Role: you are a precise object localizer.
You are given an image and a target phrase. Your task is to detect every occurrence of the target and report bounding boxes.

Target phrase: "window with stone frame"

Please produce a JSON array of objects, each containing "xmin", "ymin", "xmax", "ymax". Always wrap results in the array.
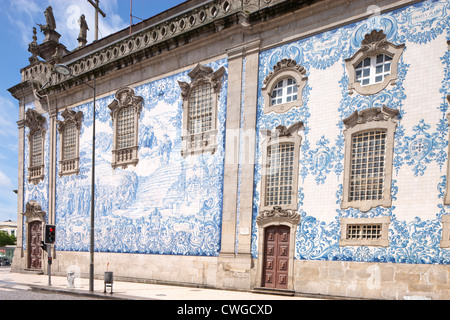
[
  {"xmin": 345, "ymin": 30, "xmax": 405, "ymax": 96},
  {"xmin": 340, "ymin": 217, "xmax": 390, "ymax": 247},
  {"xmin": 108, "ymin": 87, "xmax": 144, "ymax": 170},
  {"xmin": 262, "ymin": 59, "xmax": 307, "ymax": 114},
  {"xmin": 178, "ymin": 63, "xmax": 225, "ymax": 157},
  {"xmin": 57, "ymin": 108, "xmax": 83, "ymax": 176},
  {"xmin": 355, "ymin": 54, "xmax": 393, "ymax": 87},
  {"xmin": 341, "ymin": 106, "xmax": 399, "ymax": 213},
  {"xmin": 259, "ymin": 122, "xmax": 303, "ymax": 214},
  {"xmin": 25, "ymin": 109, "xmax": 46, "ymax": 185}
]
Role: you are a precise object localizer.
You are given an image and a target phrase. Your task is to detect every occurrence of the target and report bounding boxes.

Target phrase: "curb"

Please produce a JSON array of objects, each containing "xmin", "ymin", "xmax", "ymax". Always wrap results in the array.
[{"xmin": 28, "ymin": 283, "xmax": 151, "ymax": 300}]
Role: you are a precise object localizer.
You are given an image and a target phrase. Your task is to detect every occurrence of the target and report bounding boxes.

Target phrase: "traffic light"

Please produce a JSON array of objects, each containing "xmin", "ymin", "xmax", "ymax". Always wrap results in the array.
[{"xmin": 45, "ymin": 225, "xmax": 56, "ymax": 244}]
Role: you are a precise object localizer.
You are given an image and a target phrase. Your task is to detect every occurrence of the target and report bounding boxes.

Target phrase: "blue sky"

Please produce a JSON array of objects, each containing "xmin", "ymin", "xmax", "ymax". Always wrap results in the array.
[{"xmin": 0, "ymin": 0, "xmax": 186, "ymax": 222}]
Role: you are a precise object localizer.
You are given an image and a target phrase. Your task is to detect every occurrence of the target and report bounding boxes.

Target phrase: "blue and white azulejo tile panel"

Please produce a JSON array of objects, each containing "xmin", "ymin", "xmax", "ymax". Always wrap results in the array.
[
  {"xmin": 54, "ymin": 59, "xmax": 228, "ymax": 257},
  {"xmin": 251, "ymin": 0, "xmax": 450, "ymax": 264}
]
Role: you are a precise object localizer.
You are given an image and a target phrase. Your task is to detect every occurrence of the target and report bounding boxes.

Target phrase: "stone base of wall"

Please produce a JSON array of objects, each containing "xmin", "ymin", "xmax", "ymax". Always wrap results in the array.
[
  {"xmin": 11, "ymin": 251, "xmax": 450, "ymax": 299},
  {"xmin": 293, "ymin": 260, "xmax": 450, "ymax": 300}
]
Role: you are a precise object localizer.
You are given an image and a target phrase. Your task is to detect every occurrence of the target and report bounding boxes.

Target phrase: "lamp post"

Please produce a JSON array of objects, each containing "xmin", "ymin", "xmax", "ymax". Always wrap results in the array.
[{"xmin": 54, "ymin": 64, "xmax": 96, "ymax": 292}]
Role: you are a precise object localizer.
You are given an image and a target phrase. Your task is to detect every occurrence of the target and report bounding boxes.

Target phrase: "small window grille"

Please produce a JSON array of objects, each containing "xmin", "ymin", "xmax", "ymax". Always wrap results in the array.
[
  {"xmin": 62, "ymin": 123, "xmax": 77, "ymax": 161},
  {"xmin": 31, "ymin": 131, "xmax": 43, "ymax": 167},
  {"xmin": 350, "ymin": 130, "xmax": 386, "ymax": 202},
  {"xmin": 346, "ymin": 224, "xmax": 382, "ymax": 240},
  {"xmin": 117, "ymin": 107, "xmax": 135, "ymax": 149},
  {"xmin": 189, "ymin": 83, "xmax": 213, "ymax": 134},
  {"xmin": 265, "ymin": 143, "xmax": 295, "ymax": 207}
]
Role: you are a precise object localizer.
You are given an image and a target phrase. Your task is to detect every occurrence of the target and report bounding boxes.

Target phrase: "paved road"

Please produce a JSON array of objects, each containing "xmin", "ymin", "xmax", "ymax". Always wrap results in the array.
[{"xmin": 0, "ymin": 277, "xmax": 103, "ymax": 300}]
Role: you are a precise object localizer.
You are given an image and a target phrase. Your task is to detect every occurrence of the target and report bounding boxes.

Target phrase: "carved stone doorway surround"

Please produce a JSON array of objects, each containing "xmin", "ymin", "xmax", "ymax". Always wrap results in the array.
[
  {"xmin": 22, "ymin": 201, "xmax": 46, "ymax": 270},
  {"xmin": 256, "ymin": 206, "xmax": 300, "ymax": 291}
]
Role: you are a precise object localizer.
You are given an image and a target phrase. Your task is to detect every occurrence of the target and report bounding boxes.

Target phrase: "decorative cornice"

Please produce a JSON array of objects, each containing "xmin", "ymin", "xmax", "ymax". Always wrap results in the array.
[
  {"xmin": 14, "ymin": 0, "xmax": 317, "ymax": 96},
  {"xmin": 343, "ymin": 106, "xmax": 399, "ymax": 129}
]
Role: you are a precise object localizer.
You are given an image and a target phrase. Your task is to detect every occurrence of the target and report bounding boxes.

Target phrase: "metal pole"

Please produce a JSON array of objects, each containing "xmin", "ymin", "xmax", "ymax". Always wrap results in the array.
[
  {"xmin": 48, "ymin": 245, "xmax": 52, "ymax": 286},
  {"xmin": 130, "ymin": 0, "xmax": 133, "ymax": 36},
  {"xmin": 89, "ymin": 79, "xmax": 96, "ymax": 292}
]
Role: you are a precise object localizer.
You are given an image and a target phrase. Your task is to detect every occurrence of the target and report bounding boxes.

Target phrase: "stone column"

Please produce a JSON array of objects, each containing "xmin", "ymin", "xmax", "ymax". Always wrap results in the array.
[
  {"xmin": 219, "ymin": 45, "xmax": 244, "ymax": 257},
  {"xmin": 236, "ymin": 40, "xmax": 260, "ymax": 258}
]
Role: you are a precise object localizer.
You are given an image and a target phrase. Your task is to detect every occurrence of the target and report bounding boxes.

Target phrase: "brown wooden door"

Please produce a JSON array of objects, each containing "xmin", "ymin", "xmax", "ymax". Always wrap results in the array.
[
  {"xmin": 262, "ymin": 225, "xmax": 290, "ymax": 290},
  {"xmin": 28, "ymin": 221, "xmax": 43, "ymax": 269}
]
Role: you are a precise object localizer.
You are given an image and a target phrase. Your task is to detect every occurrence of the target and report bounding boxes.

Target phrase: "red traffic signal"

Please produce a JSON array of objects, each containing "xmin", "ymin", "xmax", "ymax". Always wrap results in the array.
[{"xmin": 45, "ymin": 225, "xmax": 56, "ymax": 244}]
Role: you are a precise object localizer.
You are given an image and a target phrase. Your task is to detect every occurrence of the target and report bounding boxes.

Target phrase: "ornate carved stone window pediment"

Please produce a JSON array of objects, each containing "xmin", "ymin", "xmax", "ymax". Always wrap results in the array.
[
  {"xmin": 57, "ymin": 108, "xmax": 83, "ymax": 177},
  {"xmin": 108, "ymin": 87, "xmax": 144, "ymax": 170},
  {"xmin": 22, "ymin": 200, "xmax": 46, "ymax": 224},
  {"xmin": 178, "ymin": 64, "xmax": 226, "ymax": 157},
  {"xmin": 341, "ymin": 106, "xmax": 399, "ymax": 213},
  {"xmin": 25, "ymin": 109, "xmax": 46, "ymax": 185},
  {"xmin": 343, "ymin": 105, "xmax": 400, "ymax": 129},
  {"xmin": 345, "ymin": 30, "xmax": 405, "ymax": 96},
  {"xmin": 262, "ymin": 59, "xmax": 307, "ymax": 114}
]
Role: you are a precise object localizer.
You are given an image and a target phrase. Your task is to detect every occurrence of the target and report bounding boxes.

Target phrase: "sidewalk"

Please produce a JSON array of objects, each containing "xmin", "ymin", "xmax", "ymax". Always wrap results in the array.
[{"xmin": 0, "ymin": 267, "xmax": 324, "ymax": 300}]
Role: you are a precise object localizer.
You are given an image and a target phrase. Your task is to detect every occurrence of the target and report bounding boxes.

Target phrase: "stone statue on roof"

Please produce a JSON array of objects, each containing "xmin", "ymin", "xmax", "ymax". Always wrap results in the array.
[
  {"xmin": 38, "ymin": 6, "xmax": 56, "ymax": 32},
  {"xmin": 77, "ymin": 14, "xmax": 89, "ymax": 48}
]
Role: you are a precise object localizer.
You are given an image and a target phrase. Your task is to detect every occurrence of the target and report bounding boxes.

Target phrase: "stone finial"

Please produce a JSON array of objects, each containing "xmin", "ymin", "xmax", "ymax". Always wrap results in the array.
[{"xmin": 28, "ymin": 27, "xmax": 40, "ymax": 64}]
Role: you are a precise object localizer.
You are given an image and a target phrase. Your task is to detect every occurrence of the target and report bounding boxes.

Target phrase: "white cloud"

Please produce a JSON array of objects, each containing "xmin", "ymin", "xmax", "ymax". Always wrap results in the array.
[
  {"xmin": 49, "ymin": 0, "xmax": 128, "ymax": 50},
  {"xmin": 0, "ymin": 95, "xmax": 18, "ymax": 140},
  {"xmin": 0, "ymin": 170, "xmax": 13, "ymax": 190}
]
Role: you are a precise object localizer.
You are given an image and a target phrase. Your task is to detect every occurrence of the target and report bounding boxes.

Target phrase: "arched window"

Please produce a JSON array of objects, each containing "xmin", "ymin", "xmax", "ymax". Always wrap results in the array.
[
  {"xmin": 345, "ymin": 30, "xmax": 404, "ymax": 96},
  {"xmin": 355, "ymin": 54, "xmax": 393, "ymax": 87},
  {"xmin": 262, "ymin": 59, "xmax": 307, "ymax": 114},
  {"xmin": 271, "ymin": 78, "xmax": 298, "ymax": 106}
]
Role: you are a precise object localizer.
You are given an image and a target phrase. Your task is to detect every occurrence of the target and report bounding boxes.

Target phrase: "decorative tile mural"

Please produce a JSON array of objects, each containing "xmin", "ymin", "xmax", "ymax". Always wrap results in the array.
[
  {"xmin": 52, "ymin": 59, "xmax": 228, "ymax": 256},
  {"xmin": 251, "ymin": 0, "xmax": 450, "ymax": 264},
  {"xmin": 22, "ymin": 0, "xmax": 450, "ymax": 267}
]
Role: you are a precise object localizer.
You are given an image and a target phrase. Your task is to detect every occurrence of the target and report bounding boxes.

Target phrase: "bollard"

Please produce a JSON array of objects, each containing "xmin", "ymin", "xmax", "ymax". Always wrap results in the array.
[
  {"xmin": 67, "ymin": 271, "xmax": 75, "ymax": 289},
  {"xmin": 104, "ymin": 271, "xmax": 113, "ymax": 294}
]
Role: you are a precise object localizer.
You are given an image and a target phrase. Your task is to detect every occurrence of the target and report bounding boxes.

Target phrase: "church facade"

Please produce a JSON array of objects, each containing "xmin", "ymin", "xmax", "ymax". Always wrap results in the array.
[{"xmin": 8, "ymin": 0, "xmax": 450, "ymax": 299}]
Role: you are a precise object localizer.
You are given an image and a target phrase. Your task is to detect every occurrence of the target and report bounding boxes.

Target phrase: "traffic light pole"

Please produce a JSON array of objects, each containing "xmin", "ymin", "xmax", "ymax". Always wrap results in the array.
[{"xmin": 47, "ymin": 244, "xmax": 52, "ymax": 286}]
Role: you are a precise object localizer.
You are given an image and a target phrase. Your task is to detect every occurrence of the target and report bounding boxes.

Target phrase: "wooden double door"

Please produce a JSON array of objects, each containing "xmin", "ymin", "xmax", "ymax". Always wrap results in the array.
[
  {"xmin": 262, "ymin": 225, "xmax": 290, "ymax": 290},
  {"xmin": 28, "ymin": 221, "xmax": 43, "ymax": 270}
]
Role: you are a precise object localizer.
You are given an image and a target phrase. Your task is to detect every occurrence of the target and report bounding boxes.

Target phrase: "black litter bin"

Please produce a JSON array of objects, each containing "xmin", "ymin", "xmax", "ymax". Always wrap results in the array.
[{"xmin": 104, "ymin": 271, "xmax": 113, "ymax": 294}]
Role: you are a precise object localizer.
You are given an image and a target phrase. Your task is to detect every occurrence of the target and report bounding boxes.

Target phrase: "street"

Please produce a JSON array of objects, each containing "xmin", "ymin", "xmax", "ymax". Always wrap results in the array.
[
  {"xmin": 0, "ymin": 267, "xmax": 103, "ymax": 300},
  {"xmin": 0, "ymin": 282, "xmax": 103, "ymax": 300}
]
